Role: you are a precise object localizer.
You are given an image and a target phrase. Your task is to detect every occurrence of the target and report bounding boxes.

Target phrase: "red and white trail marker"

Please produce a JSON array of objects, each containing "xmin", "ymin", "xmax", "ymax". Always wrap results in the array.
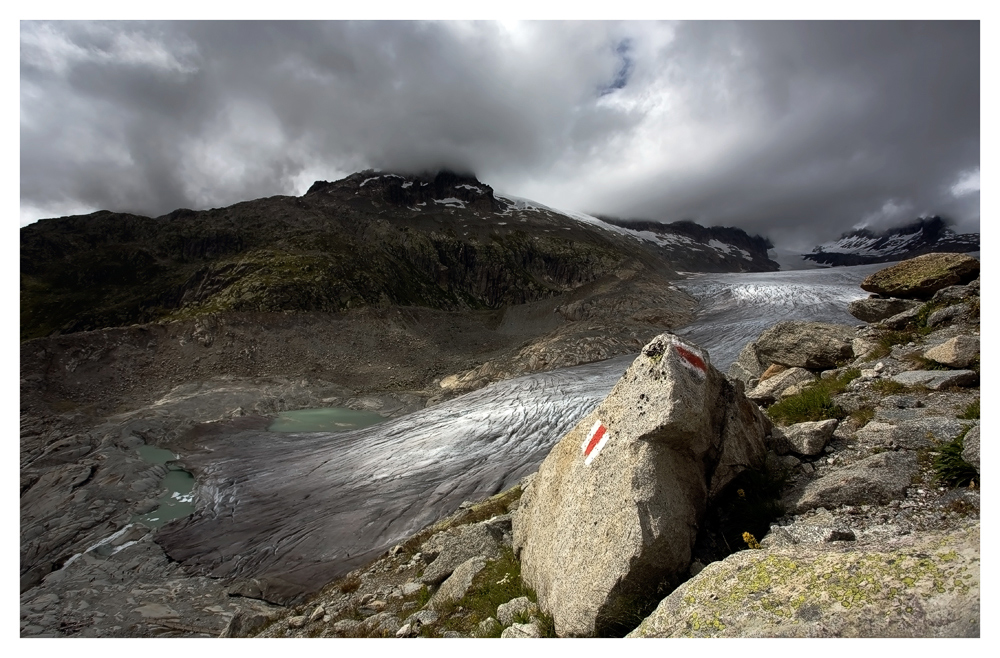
[
  {"xmin": 581, "ymin": 420, "xmax": 610, "ymax": 466},
  {"xmin": 673, "ymin": 341, "xmax": 707, "ymax": 378}
]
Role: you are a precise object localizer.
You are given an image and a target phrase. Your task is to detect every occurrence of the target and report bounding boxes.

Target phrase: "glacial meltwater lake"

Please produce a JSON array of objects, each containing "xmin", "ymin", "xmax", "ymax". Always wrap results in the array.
[
  {"xmin": 131, "ymin": 445, "xmax": 195, "ymax": 528},
  {"xmin": 268, "ymin": 407, "xmax": 387, "ymax": 433}
]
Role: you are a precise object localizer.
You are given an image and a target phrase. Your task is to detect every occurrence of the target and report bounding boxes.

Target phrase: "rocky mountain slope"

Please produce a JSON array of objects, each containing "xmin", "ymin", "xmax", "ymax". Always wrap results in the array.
[
  {"xmin": 804, "ymin": 217, "xmax": 979, "ymax": 267},
  {"xmin": 21, "ymin": 169, "xmax": 777, "ymax": 342}
]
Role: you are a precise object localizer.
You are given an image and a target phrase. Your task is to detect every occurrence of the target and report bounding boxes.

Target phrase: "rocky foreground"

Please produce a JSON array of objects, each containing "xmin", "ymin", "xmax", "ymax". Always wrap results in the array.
[
  {"xmin": 207, "ymin": 252, "xmax": 980, "ymax": 639},
  {"xmin": 20, "ymin": 252, "xmax": 980, "ymax": 638}
]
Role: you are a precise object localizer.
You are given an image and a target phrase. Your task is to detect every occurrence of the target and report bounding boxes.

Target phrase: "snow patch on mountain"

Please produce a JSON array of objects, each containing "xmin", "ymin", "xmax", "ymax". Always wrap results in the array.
[
  {"xmin": 804, "ymin": 217, "xmax": 979, "ymax": 267},
  {"xmin": 709, "ymin": 239, "xmax": 752, "ymax": 260}
]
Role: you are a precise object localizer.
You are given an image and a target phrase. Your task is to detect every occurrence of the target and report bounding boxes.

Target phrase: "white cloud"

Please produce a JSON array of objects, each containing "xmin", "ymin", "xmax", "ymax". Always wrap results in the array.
[{"xmin": 950, "ymin": 168, "xmax": 980, "ymax": 197}]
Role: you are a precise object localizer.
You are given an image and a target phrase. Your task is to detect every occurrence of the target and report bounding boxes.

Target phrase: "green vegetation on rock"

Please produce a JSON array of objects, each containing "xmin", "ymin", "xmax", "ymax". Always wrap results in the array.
[
  {"xmin": 766, "ymin": 368, "xmax": 859, "ymax": 425},
  {"xmin": 932, "ymin": 428, "xmax": 978, "ymax": 488},
  {"xmin": 431, "ymin": 546, "xmax": 556, "ymax": 637},
  {"xmin": 958, "ymin": 399, "xmax": 979, "ymax": 420}
]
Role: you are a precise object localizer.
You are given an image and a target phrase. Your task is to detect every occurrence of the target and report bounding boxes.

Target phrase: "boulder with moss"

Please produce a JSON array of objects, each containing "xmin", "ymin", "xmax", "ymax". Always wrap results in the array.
[
  {"xmin": 860, "ymin": 253, "xmax": 979, "ymax": 300},
  {"xmin": 627, "ymin": 522, "xmax": 979, "ymax": 637}
]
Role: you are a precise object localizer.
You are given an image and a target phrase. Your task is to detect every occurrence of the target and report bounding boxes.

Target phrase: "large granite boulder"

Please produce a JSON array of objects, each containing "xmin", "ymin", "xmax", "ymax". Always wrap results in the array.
[
  {"xmin": 855, "ymin": 417, "xmax": 969, "ymax": 450},
  {"xmin": 513, "ymin": 333, "xmax": 769, "ymax": 637},
  {"xmin": 627, "ymin": 523, "xmax": 979, "ymax": 638},
  {"xmin": 754, "ymin": 321, "xmax": 855, "ymax": 370},
  {"xmin": 848, "ymin": 297, "xmax": 921, "ymax": 323},
  {"xmin": 861, "ymin": 253, "xmax": 980, "ymax": 300}
]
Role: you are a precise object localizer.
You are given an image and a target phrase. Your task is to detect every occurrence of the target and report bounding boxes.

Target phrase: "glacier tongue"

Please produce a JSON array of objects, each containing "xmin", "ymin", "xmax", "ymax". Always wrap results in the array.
[{"xmin": 157, "ymin": 263, "xmax": 888, "ymax": 603}]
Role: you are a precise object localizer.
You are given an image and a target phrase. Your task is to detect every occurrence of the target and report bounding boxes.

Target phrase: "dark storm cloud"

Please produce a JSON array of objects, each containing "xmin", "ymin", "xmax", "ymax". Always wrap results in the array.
[
  {"xmin": 20, "ymin": 20, "xmax": 979, "ymax": 250},
  {"xmin": 598, "ymin": 21, "xmax": 980, "ymax": 249}
]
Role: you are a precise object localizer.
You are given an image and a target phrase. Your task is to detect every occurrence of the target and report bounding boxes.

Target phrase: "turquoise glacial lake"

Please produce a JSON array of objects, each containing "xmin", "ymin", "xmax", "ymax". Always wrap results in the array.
[
  {"xmin": 131, "ymin": 445, "xmax": 195, "ymax": 528},
  {"xmin": 268, "ymin": 407, "xmax": 387, "ymax": 433}
]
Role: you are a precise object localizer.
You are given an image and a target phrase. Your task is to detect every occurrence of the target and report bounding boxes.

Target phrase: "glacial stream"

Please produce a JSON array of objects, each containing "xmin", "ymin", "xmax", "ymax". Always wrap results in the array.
[{"xmin": 156, "ymin": 263, "xmax": 889, "ymax": 603}]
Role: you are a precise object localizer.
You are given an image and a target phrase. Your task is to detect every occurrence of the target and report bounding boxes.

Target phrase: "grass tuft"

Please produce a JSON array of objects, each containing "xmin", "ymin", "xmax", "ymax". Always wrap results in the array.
[
  {"xmin": 766, "ymin": 368, "xmax": 859, "ymax": 425},
  {"xmin": 870, "ymin": 379, "xmax": 916, "ymax": 396},
  {"xmin": 932, "ymin": 428, "xmax": 978, "ymax": 488},
  {"xmin": 958, "ymin": 399, "xmax": 980, "ymax": 420},
  {"xmin": 850, "ymin": 406, "xmax": 876, "ymax": 427},
  {"xmin": 338, "ymin": 574, "xmax": 361, "ymax": 594}
]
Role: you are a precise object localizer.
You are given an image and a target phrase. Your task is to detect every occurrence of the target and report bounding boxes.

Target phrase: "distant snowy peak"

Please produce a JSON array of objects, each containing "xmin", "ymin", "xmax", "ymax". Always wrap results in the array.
[
  {"xmin": 491, "ymin": 201, "xmax": 778, "ymax": 272},
  {"xmin": 804, "ymin": 217, "xmax": 979, "ymax": 266}
]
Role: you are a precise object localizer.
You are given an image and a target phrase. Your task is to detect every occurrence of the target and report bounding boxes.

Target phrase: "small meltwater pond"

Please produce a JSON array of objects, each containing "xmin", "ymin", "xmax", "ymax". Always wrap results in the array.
[
  {"xmin": 268, "ymin": 407, "xmax": 388, "ymax": 433},
  {"xmin": 131, "ymin": 445, "xmax": 195, "ymax": 529},
  {"xmin": 127, "ymin": 410, "xmax": 386, "ymax": 529}
]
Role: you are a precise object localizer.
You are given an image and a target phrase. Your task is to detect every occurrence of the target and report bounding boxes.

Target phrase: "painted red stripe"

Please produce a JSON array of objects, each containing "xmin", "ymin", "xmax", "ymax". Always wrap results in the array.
[
  {"xmin": 675, "ymin": 345, "xmax": 706, "ymax": 372},
  {"xmin": 584, "ymin": 424, "xmax": 607, "ymax": 456}
]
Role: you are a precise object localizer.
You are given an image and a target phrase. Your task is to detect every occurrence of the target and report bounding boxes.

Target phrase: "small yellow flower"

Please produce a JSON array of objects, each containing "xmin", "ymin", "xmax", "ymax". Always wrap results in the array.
[
  {"xmin": 737, "ymin": 489, "xmax": 746, "ymax": 498},
  {"xmin": 742, "ymin": 532, "xmax": 761, "ymax": 549}
]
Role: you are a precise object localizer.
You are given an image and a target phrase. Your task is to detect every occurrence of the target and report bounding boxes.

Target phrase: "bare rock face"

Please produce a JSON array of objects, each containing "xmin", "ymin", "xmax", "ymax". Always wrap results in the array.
[
  {"xmin": 746, "ymin": 367, "xmax": 816, "ymax": 405},
  {"xmin": 927, "ymin": 303, "xmax": 970, "ymax": 328},
  {"xmin": 771, "ymin": 419, "xmax": 838, "ymax": 456},
  {"xmin": 512, "ymin": 333, "xmax": 769, "ymax": 637},
  {"xmin": 727, "ymin": 341, "xmax": 766, "ymax": 387},
  {"xmin": 427, "ymin": 556, "xmax": 486, "ymax": 610},
  {"xmin": 497, "ymin": 596, "xmax": 538, "ymax": 626},
  {"xmin": 890, "ymin": 370, "xmax": 979, "ymax": 390},
  {"xmin": 628, "ymin": 522, "xmax": 980, "ymax": 638},
  {"xmin": 848, "ymin": 297, "xmax": 921, "ymax": 323},
  {"xmin": 860, "ymin": 253, "xmax": 980, "ymax": 300},
  {"xmin": 419, "ymin": 522, "xmax": 503, "ymax": 585},
  {"xmin": 754, "ymin": 321, "xmax": 856, "ymax": 370},
  {"xmin": 788, "ymin": 451, "xmax": 918, "ymax": 514},
  {"xmin": 962, "ymin": 425, "xmax": 980, "ymax": 475}
]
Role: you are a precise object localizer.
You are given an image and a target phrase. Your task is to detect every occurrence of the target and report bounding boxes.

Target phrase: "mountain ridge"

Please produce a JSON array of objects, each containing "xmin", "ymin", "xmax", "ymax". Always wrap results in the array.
[
  {"xmin": 20, "ymin": 169, "xmax": 778, "ymax": 341},
  {"xmin": 803, "ymin": 216, "xmax": 979, "ymax": 267}
]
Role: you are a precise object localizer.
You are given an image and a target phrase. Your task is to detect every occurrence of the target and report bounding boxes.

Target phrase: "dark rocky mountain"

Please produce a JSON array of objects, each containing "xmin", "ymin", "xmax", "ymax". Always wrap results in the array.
[
  {"xmin": 803, "ymin": 216, "xmax": 979, "ymax": 267},
  {"xmin": 20, "ymin": 170, "xmax": 778, "ymax": 341}
]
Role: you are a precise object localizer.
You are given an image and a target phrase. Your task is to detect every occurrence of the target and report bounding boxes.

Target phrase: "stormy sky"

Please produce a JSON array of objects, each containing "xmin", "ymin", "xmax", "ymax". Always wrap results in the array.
[{"xmin": 20, "ymin": 20, "xmax": 980, "ymax": 250}]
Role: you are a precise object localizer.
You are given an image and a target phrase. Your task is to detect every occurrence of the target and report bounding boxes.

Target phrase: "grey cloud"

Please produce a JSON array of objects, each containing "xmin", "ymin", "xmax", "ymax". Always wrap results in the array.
[
  {"xmin": 600, "ymin": 21, "xmax": 980, "ymax": 248},
  {"xmin": 20, "ymin": 20, "xmax": 978, "ymax": 250}
]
